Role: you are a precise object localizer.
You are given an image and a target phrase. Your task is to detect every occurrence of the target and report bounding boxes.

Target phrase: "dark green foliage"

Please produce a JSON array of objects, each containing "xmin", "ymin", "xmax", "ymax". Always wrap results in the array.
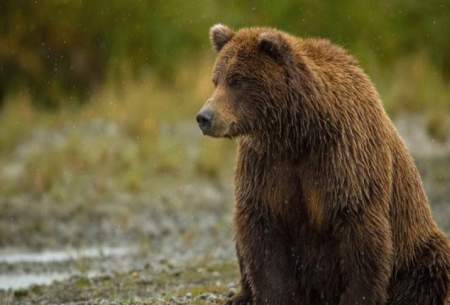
[{"xmin": 0, "ymin": 0, "xmax": 449, "ymax": 107}]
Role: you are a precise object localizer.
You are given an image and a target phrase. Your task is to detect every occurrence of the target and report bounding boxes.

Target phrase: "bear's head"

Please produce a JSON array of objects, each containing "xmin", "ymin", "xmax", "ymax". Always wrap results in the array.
[{"xmin": 196, "ymin": 24, "xmax": 303, "ymax": 144}]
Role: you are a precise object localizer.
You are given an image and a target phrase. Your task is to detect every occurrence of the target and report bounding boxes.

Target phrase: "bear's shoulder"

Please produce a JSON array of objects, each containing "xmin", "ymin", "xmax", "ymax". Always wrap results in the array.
[{"xmin": 299, "ymin": 38, "xmax": 358, "ymax": 66}]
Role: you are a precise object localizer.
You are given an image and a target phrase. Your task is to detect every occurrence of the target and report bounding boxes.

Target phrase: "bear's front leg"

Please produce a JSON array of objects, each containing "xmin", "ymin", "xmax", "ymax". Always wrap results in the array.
[
  {"xmin": 336, "ymin": 206, "xmax": 393, "ymax": 305},
  {"xmin": 236, "ymin": 215, "xmax": 299, "ymax": 305},
  {"xmin": 225, "ymin": 244, "xmax": 252, "ymax": 305}
]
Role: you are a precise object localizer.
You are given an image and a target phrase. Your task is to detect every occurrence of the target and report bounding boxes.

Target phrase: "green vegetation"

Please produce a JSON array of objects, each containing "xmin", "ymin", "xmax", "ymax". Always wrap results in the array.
[
  {"xmin": 1, "ymin": 0, "xmax": 449, "ymax": 109},
  {"xmin": 0, "ymin": 0, "xmax": 449, "ymax": 199}
]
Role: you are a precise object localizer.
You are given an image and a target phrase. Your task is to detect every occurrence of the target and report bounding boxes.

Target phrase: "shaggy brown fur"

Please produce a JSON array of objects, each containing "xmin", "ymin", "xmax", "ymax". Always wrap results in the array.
[{"xmin": 196, "ymin": 24, "xmax": 450, "ymax": 305}]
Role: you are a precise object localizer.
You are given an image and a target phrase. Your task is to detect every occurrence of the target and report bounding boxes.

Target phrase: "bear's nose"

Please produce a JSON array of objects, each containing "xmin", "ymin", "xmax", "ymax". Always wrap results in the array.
[{"xmin": 196, "ymin": 109, "xmax": 214, "ymax": 133}]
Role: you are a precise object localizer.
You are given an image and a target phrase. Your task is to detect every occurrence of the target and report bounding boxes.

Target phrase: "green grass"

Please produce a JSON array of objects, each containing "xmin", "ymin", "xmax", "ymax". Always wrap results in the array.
[
  {"xmin": 0, "ymin": 53, "xmax": 448, "ymax": 196},
  {"xmin": 0, "ymin": 58, "xmax": 237, "ymax": 196},
  {"xmin": 368, "ymin": 52, "xmax": 450, "ymax": 140}
]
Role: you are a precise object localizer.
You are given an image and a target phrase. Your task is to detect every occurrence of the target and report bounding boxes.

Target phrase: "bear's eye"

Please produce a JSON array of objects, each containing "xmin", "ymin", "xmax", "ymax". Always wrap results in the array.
[{"xmin": 227, "ymin": 76, "xmax": 241, "ymax": 88}]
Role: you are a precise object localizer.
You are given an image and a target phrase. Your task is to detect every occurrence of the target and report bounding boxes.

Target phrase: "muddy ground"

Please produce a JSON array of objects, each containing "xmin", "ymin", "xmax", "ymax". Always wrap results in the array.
[
  {"xmin": 0, "ymin": 174, "xmax": 238, "ymax": 305},
  {"xmin": 0, "ymin": 117, "xmax": 449, "ymax": 305}
]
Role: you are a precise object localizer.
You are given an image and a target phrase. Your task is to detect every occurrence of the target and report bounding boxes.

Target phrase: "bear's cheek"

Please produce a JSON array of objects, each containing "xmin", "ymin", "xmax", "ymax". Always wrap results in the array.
[{"xmin": 211, "ymin": 104, "xmax": 239, "ymax": 137}]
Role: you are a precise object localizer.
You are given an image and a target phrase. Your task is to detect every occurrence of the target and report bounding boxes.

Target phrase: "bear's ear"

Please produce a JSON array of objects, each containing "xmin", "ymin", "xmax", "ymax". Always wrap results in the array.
[
  {"xmin": 258, "ymin": 32, "xmax": 289, "ymax": 62},
  {"xmin": 210, "ymin": 24, "xmax": 234, "ymax": 52}
]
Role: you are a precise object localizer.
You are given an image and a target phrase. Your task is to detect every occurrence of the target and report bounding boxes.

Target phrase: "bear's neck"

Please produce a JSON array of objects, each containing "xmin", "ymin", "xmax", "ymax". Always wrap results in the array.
[{"xmin": 238, "ymin": 134, "xmax": 312, "ymax": 162}]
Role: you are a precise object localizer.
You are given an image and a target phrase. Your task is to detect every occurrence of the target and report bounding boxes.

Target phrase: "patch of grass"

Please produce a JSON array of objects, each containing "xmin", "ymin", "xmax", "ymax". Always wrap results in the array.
[
  {"xmin": 0, "ymin": 58, "xmax": 238, "ymax": 196},
  {"xmin": 371, "ymin": 52, "xmax": 450, "ymax": 125},
  {"xmin": 195, "ymin": 138, "xmax": 236, "ymax": 179},
  {"xmin": 426, "ymin": 111, "xmax": 450, "ymax": 143},
  {"xmin": 0, "ymin": 94, "xmax": 39, "ymax": 154},
  {"xmin": 0, "ymin": 53, "xmax": 448, "ymax": 196}
]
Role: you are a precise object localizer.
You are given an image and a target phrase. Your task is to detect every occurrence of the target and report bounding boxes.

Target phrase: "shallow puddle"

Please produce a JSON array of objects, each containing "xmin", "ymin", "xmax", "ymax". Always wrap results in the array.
[
  {"xmin": 0, "ymin": 273, "xmax": 71, "ymax": 290},
  {"xmin": 0, "ymin": 246, "xmax": 131, "ymax": 264},
  {"xmin": 0, "ymin": 246, "xmax": 132, "ymax": 290}
]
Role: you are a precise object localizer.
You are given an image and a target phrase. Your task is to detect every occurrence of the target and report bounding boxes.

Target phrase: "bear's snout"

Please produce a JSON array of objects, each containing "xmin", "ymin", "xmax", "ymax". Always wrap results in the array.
[{"xmin": 196, "ymin": 108, "xmax": 214, "ymax": 135}]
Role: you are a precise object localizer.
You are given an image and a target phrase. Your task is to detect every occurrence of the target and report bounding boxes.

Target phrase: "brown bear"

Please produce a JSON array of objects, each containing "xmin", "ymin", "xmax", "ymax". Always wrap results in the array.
[{"xmin": 196, "ymin": 24, "xmax": 450, "ymax": 305}]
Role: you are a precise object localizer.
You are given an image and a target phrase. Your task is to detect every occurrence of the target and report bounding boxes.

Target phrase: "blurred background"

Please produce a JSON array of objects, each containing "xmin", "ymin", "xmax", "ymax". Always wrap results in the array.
[{"xmin": 0, "ymin": 1, "xmax": 449, "ymax": 304}]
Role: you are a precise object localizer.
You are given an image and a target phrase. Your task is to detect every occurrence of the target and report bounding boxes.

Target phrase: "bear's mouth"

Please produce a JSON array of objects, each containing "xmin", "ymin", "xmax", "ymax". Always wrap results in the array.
[
  {"xmin": 222, "ymin": 122, "xmax": 242, "ymax": 139},
  {"xmin": 224, "ymin": 122, "xmax": 238, "ymax": 137},
  {"xmin": 199, "ymin": 121, "xmax": 239, "ymax": 139}
]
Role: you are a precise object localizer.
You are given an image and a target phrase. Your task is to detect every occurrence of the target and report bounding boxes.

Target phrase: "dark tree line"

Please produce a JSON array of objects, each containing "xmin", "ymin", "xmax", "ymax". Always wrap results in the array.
[{"xmin": 0, "ymin": 0, "xmax": 449, "ymax": 107}]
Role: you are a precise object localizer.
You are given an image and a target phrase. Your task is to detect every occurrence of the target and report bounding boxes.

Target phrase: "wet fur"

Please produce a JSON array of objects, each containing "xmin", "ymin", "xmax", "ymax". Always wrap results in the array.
[{"xmin": 205, "ymin": 25, "xmax": 450, "ymax": 305}]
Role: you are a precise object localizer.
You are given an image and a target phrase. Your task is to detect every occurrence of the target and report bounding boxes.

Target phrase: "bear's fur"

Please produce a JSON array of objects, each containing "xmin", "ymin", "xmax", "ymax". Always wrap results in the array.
[{"xmin": 196, "ymin": 24, "xmax": 450, "ymax": 305}]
